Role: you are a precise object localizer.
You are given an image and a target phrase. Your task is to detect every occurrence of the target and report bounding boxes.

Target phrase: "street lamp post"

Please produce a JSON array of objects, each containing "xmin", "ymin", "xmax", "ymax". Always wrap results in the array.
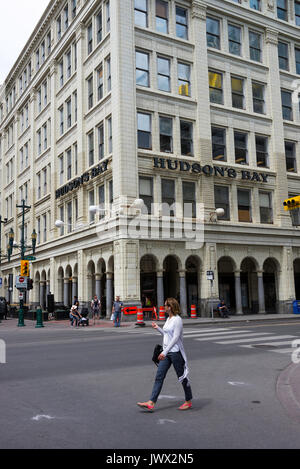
[
  {"xmin": 0, "ymin": 216, "xmax": 8, "ymax": 266},
  {"xmin": 6, "ymin": 200, "xmax": 37, "ymax": 327}
]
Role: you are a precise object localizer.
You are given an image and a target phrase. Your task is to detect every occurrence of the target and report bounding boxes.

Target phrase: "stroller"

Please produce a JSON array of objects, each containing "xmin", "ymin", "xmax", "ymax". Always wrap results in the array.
[{"xmin": 77, "ymin": 307, "xmax": 89, "ymax": 327}]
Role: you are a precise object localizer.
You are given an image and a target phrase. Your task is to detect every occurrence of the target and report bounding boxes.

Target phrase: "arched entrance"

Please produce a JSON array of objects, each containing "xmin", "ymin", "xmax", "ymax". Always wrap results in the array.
[
  {"xmin": 185, "ymin": 256, "xmax": 200, "ymax": 311},
  {"xmin": 218, "ymin": 257, "xmax": 236, "ymax": 311},
  {"xmin": 163, "ymin": 255, "xmax": 180, "ymax": 300},
  {"xmin": 294, "ymin": 259, "xmax": 300, "ymax": 300},
  {"xmin": 263, "ymin": 258, "xmax": 278, "ymax": 313},
  {"xmin": 240, "ymin": 258, "xmax": 259, "ymax": 314},
  {"xmin": 140, "ymin": 255, "xmax": 157, "ymax": 306}
]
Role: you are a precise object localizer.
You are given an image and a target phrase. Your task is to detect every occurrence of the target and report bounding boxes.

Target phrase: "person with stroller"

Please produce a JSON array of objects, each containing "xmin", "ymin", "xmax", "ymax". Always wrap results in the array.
[
  {"xmin": 69, "ymin": 304, "xmax": 81, "ymax": 327},
  {"xmin": 91, "ymin": 295, "xmax": 101, "ymax": 322}
]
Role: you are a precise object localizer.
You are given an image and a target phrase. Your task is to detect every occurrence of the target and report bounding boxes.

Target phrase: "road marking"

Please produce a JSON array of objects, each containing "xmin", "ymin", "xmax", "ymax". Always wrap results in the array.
[
  {"xmin": 240, "ymin": 340, "xmax": 296, "ymax": 348},
  {"xmin": 158, "ymin": 419, "xmax": 176, "ymax": 425},
  {"xmin": 184, "ymin": 328, "xmax": 231, "ymax": 334},
  {"xmin": 194, "ymin": 332, "xmax": 271, "ymax": 341},
  {"xmin": 32, "ymin": 415, "xmax": 56, "ymax": 421},
  {"xmin": 158, "ymin": 395, "xmax": 177, "ymax": 400},
  {"xmin": 216, "ymin": 334, "xmax": 296, "ymax": 345},
  {"xmin": 228, "ymin": 381, "xmax": 249, "ymax": 386},
  {"xmin": 184, "ymin": 329, "xmax": 250, "ymax": 338},
  {"xmin": 273, "ymin": 348, "xmax": 295, "ymax": 354}
]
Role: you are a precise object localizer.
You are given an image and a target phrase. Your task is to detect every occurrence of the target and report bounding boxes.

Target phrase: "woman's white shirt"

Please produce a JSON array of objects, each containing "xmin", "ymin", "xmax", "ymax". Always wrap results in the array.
[{"xmin": 157, "ymin": 315, "xmax": 183, "ymax": 355}]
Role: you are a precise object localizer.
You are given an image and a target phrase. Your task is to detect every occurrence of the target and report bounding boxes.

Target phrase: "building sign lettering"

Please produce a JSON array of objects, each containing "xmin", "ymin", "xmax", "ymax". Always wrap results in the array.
[{"xmin": 153, "ymin": 157, "xmax": 269, "ymax": 183}]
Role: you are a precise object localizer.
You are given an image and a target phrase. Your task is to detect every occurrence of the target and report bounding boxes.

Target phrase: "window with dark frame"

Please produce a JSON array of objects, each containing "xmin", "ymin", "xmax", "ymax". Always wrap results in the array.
[
  {"xmin": 255, "ymin": 135, "xmax": 269, "ymax": 167},
  {"xmin": 139, "ymin": 177, "xmax": 153, "ymax": 214},
  {"xmin": 278, "ymin": 41, "xmax": 289, "ymax": 70},
  {"xmin": 228, "ymin": 24, "xmax": 241, "ymax": 56},
  {"xmin": 98, "ymin": 184, "xmax": 105, "ymax": 219},
  {"xmin": 259, "ymin": 192, "xmax": 273, "ymax": 224},
  {"xmin": 295, "ymin": 48, "xmax": 300, "ymax": 74},
  {"xmin": 250, "ymin": 0, "xmax": 261, "ymax": 10},
  {"xmin": 206, "ymin": 17, "xmax": 220, "ymax": 49},
  {"xmin": 156, "ymin": 0, "xmax": 168, "ymax": 34},
  {"xmin": 98, "ymin": 124, "xmax": 104, "ymax": 160},
  {"xmin": 182, "ymin": 181, "xmax": 196, "ymax": 218},
  {"xmin": 136, "ymin": 51, "xmax": 149, "ymax": 87},
  {"xmin": 178, "ymin": 62, "xmax": 190, "ymax": 96},
  {"xmin": 234, "ymin": 131, "xmax": 248, "ymax": 164},
  {"xmin": 97, "ymin": 10, "xmax": 103, "ymax": 43},
  {"xmin": 295, "ymin": 1, "xmax": 300, "ymax": 25},
  {"xmin": 214, "ymin": 185, "xmax": 230, "ymax": 220},
  {"xmin": 237, "ymin": 189, "xmax": 252, "ymax": 222},
  {"xmin": 281, "ymin": 90, "xmax": 293, "ymax": 121},
  {"xmin": 98, "ymin": 65, "xmax": 103, "ymax": 100},
  {"xmin": 137, "ymin": 112, "xmax": 152, "ymax": 149},
  {"xmin": 231, "ymin": 76, "xmax": 244, "ymax": 109},
  {"xmin": 252, "ymin": 82, "xmax": 265, "ymax": 114},
  {"xmin": 180, "ymin": 120, "xmax": 193, "ymax": 156},
  {"xmin": 209, "ymin": 71, "xmax": 223, "ymax": 104},
  {"xmin": 161, "ymin": 179, "xmax": 175, "ymax": 216},
  {"xmin": 285, "ymin": 140, "xmax": 297, "ymax": 172},
  {"xmin": 249, "ymin": 31, "xmax": 262, "ymax": 62},
  {"xmin": 159, "ymin": 116, "xmax": 173, "ymax": 153},
  {"xmin": 176, "ymin": 6, "xmax": 188, "ymax": 39},
  {"xmin": 87, "ymin": 76, "xmax": 93, "ymax": 110},
  {"xmin": 88, "ymin": 131, "xmax": 94, "ymax": 167},
  {"xmin": 157, "ymin": 56, "xmax": 171, "ymax": 92},
  {"xmin": 135, "ymin": 0, "xmax": 148, "ymax": 27},
  {"xmin": 277, "ymin": 0, "xmax": 287, "ymax": 20},
  {"xmin": 212, "ymin": 127, "xmax": 226, "ymax": 161}
]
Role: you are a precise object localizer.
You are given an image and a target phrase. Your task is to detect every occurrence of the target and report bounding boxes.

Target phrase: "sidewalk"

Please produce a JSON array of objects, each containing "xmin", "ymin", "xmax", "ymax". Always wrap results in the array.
[{"xmin": 1, "ymin": 312, "xmax": 300, "ymax": 330}]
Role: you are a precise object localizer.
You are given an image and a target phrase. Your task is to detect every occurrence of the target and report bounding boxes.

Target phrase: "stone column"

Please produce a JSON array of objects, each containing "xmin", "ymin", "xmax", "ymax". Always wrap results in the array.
[
  {"xmin": 46, "ymin": 280, "xmax": 50, "ymax": 308},
  {"xmin": 72, "ymin": 276, "xmax": 78, "ymax": 301},
  {"xmin": 95, "ymin": 273, "xmax": 101, "ymax": 299},
  {"xmin": 234, "ymin": 271, "xmax": 243, "ymax": 315},
  {"xmin": 179, "ymin": 270, "xmax": 188, "ymax": 317},
  {"xmin": 257, "ymin": 271, "xmax": 266, "ymax": 314},
  {"xmin": 106, "ymin": 272, "xmax": 113, "ymax": 317},
  {"xmin": 156, "ymin": 270, "xmax": 164, "ymax": 308},
  {"xmin": 63, "ymin": 278, "xmax": 69, "ymax": 307}
]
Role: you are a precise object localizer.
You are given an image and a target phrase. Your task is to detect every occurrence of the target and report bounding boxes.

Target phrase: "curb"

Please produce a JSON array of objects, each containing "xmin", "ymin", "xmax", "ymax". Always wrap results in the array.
[{"xmin": 277, "ymin": 362, "xmax": 300, "ymax": 423}]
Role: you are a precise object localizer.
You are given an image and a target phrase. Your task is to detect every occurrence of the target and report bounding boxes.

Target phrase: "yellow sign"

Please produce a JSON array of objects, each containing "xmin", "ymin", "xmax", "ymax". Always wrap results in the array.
[
  {"xmin": 283, "ymin": 195, "xmax": 300, "ymax": 211},
  {"xmin": 20, "ymin": 260, "xmax": 30, "ymax": 277}
]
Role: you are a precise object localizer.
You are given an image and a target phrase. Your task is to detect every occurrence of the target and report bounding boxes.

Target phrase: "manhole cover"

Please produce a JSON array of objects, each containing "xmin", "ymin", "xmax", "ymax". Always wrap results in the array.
[{"xmin": 253, "ymin": 344, "xmax": 278, "ymax": 349}]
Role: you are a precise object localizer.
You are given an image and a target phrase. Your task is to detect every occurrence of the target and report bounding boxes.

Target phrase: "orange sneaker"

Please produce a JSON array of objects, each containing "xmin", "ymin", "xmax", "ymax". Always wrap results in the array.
[
  {"xmin": 137, "ymin": 401, "xmax": 155, "ymax": 412},
  {"xmin": 178, "ymin": 402, "xmax": 192, "ymax": 410}
]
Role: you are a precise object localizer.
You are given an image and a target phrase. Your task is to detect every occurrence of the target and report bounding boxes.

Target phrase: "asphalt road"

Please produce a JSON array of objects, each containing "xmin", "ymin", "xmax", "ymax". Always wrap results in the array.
[{"xmin": 1, "ymin": 319, "xmax": 300, "ymax": 449}]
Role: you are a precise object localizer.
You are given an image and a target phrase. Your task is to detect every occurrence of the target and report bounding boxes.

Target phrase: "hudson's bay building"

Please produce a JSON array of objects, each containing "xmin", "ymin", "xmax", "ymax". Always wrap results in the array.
[{"xmin": 1, "ymin": 0, "xmax": 300, "ymax": 316}]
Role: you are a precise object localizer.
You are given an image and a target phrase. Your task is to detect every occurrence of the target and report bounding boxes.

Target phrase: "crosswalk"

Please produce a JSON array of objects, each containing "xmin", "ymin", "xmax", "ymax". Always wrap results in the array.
[{"xmin": 124, "ymin": 326, "xmax": 299, "ymax": 355}]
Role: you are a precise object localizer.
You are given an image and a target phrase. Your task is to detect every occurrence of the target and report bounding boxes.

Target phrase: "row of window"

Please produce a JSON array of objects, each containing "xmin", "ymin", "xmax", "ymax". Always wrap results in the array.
[
  {"xmin": 86, "ymin": 57, "xmax": 111, "ymax": 110},
  {"xmin": 139, "ymin": 176, "xmax": 274, "ymax": 224}
]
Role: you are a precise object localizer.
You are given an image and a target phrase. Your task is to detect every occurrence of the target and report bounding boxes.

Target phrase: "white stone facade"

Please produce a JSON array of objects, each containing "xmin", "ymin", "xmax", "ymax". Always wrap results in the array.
[{"xmin": 1, "ymin": 0, "xmax": 300, "ymax": 317}]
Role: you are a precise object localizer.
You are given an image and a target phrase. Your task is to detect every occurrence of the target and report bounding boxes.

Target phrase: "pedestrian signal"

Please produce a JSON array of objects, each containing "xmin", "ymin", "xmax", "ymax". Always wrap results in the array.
[
  {"xmin": 20, "ymin": 260, "xmax": 30, "ymax": 277},
  {"xmin": 283, "ymin": 195, "xmax": 300, "ymax": 211},
  {"xmin": 27, "ymin": 278, "xmax": 33, "ymax": 290}
]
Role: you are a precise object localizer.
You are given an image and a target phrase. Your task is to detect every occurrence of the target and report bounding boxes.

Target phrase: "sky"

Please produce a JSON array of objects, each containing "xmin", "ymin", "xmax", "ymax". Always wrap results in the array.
[{"xmin": 0, "ymin": 0, "xmax": 50, "ymax": 84}]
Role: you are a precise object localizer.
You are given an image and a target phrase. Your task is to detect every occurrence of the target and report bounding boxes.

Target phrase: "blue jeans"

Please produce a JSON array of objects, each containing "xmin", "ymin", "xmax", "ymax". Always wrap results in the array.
[
  {"xmin": 150, "ymin": 351, "xmax": 192, "ymax": 403},
  {"xmin": 114, "ymin": 311, "xmax": 121, "ymax": 327},
  {"xmin": 70, "ymin": 314, "xmax": 78, "ymax": 326}
]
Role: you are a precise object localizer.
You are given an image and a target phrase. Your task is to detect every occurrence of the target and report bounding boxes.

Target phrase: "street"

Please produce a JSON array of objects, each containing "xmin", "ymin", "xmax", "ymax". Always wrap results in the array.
[{"xmin": 1, "ymin": 318, "xmax": 300, "ymax": 449}]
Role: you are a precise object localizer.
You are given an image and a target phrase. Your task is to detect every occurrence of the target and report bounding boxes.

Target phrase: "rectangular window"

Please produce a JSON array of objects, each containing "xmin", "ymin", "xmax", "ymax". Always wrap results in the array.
[
  {"xmin": 37, "ymin": 173, "xmax": 41, "ymax": 199},
  {"xmin": 59, "ymin": 206, "xmax": 64, "ymax": 236},
  {"xmin": 281, "ymin": 90, "xmax": 293, "ymax": 120},
  {"xmin": 228, "ymin": 24, "xmax": 242, "ymax": 56},
  {"xmin": 278, "ymin": 42, "xmax": 289, "ymax": 70},
  {"xmin": 106, "ymin": 57, "xmax": 111, "ymax": 91},
  {"xmin": 97, "ymin": 10, "xmax": 103, "ymax": 43},
  {"xmin": 87, "ymin": 23, "xmax": 93, "ymax": 54},
  {"xmin": 139, "ymin": 177, "xmax": 153, "ymax": 214},
  {"xmin": 88, "ymin": 131, "xmax": 94, "ymax": 166},
  {"xmin": 182, "ymin": 181, "xmax": 196, "ymax": 218},
  {"xmin": 106, "ymin": 1, "xmax": 110, "ymax": 32},
  {"xmin": 67, "ymin": 202, "xmax": 72, "ymax": 233},
  {"xmin": 43, "ymin": 168, "xmax": 47, "ymax": 195},
  {"xmin": 295, "ymin": 48, "xmax": 300, "ymax": 75},
  {"xmin": 57, "ymin": 16, "xmax": 62, "ymax": 40},
  {"xmin": 59, "ymin": 107, "xmax": 64, "ymax": 135},
  {"xmin": 64, "ymin": 5, "xmax": 69, "ymax": 29},
  {"xmin": 250, "ymin": 0, "xmax": 261, "ymax": 10},
  {"xmin": 212, "ymin": 127, "xmax": 226, "ymax": 161},
  {"xmin": 157, "ymin": 57, "xmax": 171, "ymax": 92},
  {"xmin": 277, "ymin": 0, "xmax": 287, "ymax": 20},
  {"xmin": 209, "ymin": 71, "xmax": 223, "ymax": 104},
  {"xmin": 136, "ymin": 51, "xmax": 149, "ymax": 87},
  {"xmin": 41, "ymin": 42, "xmax": 45, "ymax": 64},
  {"xmin": 178, "ymin": 62, "xmax": 191, "ymax": 96},
  {"xmin": 159, "ymin": 116, "xmax": 172, "ymax": 152},
  {"xmin": 137, "ymin": 112, "xmax": 152, "ymax": 149},
  {"xmin": 97, "ymin": 65, "xmax": 104, "ymax": 99},
  {"xmin": 98, "ymin": 124, "xmax": 104, "ymax": 159},
  {"xmin": 36, "ymin": 49, "xmax": 40, "ymax": 71},
  {"xmin": 87, "ymin": 76, "xmax": 93, "ymax": 110},
  {"xmin": 252, "ymin": 82, "xmax": 265, "ymax": 114},
  {"xmin": 180, "ymin": 121, "xmax": 193, "ymax": 156},
  {"xmin": 214, "ymin": 185, "xmax": 230, "ymax": 220},
  {"xmin": 135, "ymin": 0, "xmax": 147, "ymax": 27},
  {"xmin": 161, "ymin": 179, "xmax": 175, "ymax": 216},
  {"xmin": 89, "ymin": 190, "xmax": 95, "ymax": 223},
  {"xmin": 231, "ymin": 76, "xmax": 244, "ymax": 109},
  {"xmin": 67, "ymin": 99, "xmax": 72, "ymax": 128},
  {"xmin": 249, "ymin": 31, "xmax": 262, "ymax": 62},
  {"xmin": 206, "ymin": 17, "xmax": 220, "ymax": 49},
  {"xmin": 237, "ymin": 189, "xmax": 252, "ymax": 222},
  {"xmin": 256, "ymin": 135, "xmax": 269, "ymax": 167},
  {"xmin": 108, "ymin": 117, "xmax": 112, "ymax": 153},
  {"xmin": 285, "ymin": 141, "xmax": 297, "ymax": 172},
  {"xmin": 72, "ymin": 0, "xmax": 77, "ymax": 19},
  {"xmin": 295, "ymin": 1, "xmax": 300, "ymax": 25},
  {"xmin": 37, "ymin": 129, "xmax": 42, "ymax": 155},
  {"xmin": 37, "ymin": 217, "xmax": 41, "ymax": 244},
  {"xmin": 67, "ymin": 149, "xmax": 72, "ymax": 180},
  {"xmin": 98, "ymin": 184, "xmax": 105, "ymax": 219},
  {"xmin": 43, "ymin": 123, "xmax": 47, "ymax": 150},
  {"xmin": 43, "ymin": 81, "xmax": 48, "ymax": 107},
  {"xmin": 59, "ymin": 155, "xmax": 64, "ymax": 185},
  {"xmin": 259, "ymin": 192, "xmax": 273, "ymax": 224},
  {"xmin": 234, "ymin": 131, "xmax": 248, "ymax": 164},
  {"xmin": 156, "ymin": 0, "xmax": 168, "ymax": 34},
  {"xmin": 73, "ymin": 91, "xmax": 77, "ymax": 122},
  {"xmin": 59, "ymin": 60, "xmax": 64, "ymax": 87},
  {"xmin": 176, "ymin": 6, "xmax": 188, "ymax": 39},
  {"xmin": 74, "ymin": 143, "xmax": 78, "ymax": 175},
  {"xmin": 47, "ymin": 32, "xmax": 51, "ymax": 55},
  {"xmin": 66, "ymin": 50, "xmax": 71, "ymax": 78}
]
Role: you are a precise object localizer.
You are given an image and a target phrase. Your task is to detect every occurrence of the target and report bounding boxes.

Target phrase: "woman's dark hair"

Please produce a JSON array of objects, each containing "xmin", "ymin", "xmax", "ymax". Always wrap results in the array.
[{"xmin": 165, "ymin": 297, "xmax": 181, "ymax": 316}]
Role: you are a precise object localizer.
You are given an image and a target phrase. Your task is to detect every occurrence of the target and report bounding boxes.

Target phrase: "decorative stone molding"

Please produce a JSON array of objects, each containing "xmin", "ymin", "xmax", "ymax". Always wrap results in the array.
[
  {"xmin": 265, "ymin": 28, "xmax": 278, "ymax": 45},
  {"xmin": 191, "ymin": 0, "xmax": 207, "ymax": 20}
]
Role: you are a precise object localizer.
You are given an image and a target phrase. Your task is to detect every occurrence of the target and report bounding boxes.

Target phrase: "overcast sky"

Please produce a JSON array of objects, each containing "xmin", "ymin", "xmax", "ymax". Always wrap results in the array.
[{"xmin": 0, "ymin": 0, "xmax": 50, "ymax": 84}]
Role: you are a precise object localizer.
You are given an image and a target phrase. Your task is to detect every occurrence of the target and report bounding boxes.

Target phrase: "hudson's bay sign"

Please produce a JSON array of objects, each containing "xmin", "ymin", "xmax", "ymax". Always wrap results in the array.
[
  {"xmin": 56, "ymin": 161, "xmax": 109, "ymax": 199},
  {"xmin": 153, "ymin": 157, "xmax": 269, "ymax": 183}
]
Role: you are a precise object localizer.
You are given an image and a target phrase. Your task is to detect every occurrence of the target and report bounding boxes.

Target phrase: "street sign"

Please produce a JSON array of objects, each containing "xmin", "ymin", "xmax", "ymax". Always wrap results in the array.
[
  {"xmin": 24, "ymin": 256, "xmax": 36, "ymax": 261},
  {"xmin": 16, "ymin": 276, "xmax": 28, "ymax": 289},
  {"xmin": 206, "ymin": 270, "xmax": 214, "ymax": 281}
]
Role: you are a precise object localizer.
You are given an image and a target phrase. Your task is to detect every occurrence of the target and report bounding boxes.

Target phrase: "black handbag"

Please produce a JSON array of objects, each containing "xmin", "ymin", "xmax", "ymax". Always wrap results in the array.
[{"xmin": 152, "ymin": 344, "xmax": 163, "ymax": 366}]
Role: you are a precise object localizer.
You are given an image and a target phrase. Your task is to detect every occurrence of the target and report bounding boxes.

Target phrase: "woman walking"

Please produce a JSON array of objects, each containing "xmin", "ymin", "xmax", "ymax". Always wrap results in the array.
[{"xmin": 137, "ymin": 298, "xmax": 192, "ymax": 412}]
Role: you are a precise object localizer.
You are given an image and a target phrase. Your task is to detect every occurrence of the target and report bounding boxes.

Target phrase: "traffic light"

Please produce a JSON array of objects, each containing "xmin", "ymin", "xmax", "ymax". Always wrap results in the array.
[
  {"xmin": 20, "ymin": 260, "xmax": 30, "ymax": 276},
  {"xmin": 283, "ymin": 195, "xmax": 300, "ymax": 211},
  {"xmin": 27, "ymin": 278, "xmax": 33, "ymax": 290}
]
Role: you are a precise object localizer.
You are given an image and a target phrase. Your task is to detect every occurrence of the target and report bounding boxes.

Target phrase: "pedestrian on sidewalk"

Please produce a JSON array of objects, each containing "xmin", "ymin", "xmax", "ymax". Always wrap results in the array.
[
  {"xmin": 137, "ymin": 297, "xmax": 192, "ymax": 412},
  {"xmin": 112, "ymin": 296, "xmax": 123, "ymax": 327},
  {"xmin": 217, "ymin": 300, "xmax": 230, "ymax": 318},
  {"xmin": 69, "ymin": 305, "xmax": 81, "ymax": 327},
  {"xmin": 91, "ymin": 295, "xmax": 101, "ymax": 322}
]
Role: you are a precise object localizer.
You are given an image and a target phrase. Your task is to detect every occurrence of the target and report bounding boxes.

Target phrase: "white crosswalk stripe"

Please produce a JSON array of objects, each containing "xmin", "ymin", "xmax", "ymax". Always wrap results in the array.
[{"xmin": 216, "ymin": 334, "xmax": 296, "ymax": 345}]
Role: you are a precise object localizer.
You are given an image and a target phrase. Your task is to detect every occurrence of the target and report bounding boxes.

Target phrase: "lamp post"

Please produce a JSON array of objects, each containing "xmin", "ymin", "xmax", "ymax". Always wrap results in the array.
[
  {"xmin": 0, "ymin": 216, "xmax": 8, "ymax": 265},
  {"xmin": 7, "ymin": 200, "xmax": 37, "ymax": 327}
]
